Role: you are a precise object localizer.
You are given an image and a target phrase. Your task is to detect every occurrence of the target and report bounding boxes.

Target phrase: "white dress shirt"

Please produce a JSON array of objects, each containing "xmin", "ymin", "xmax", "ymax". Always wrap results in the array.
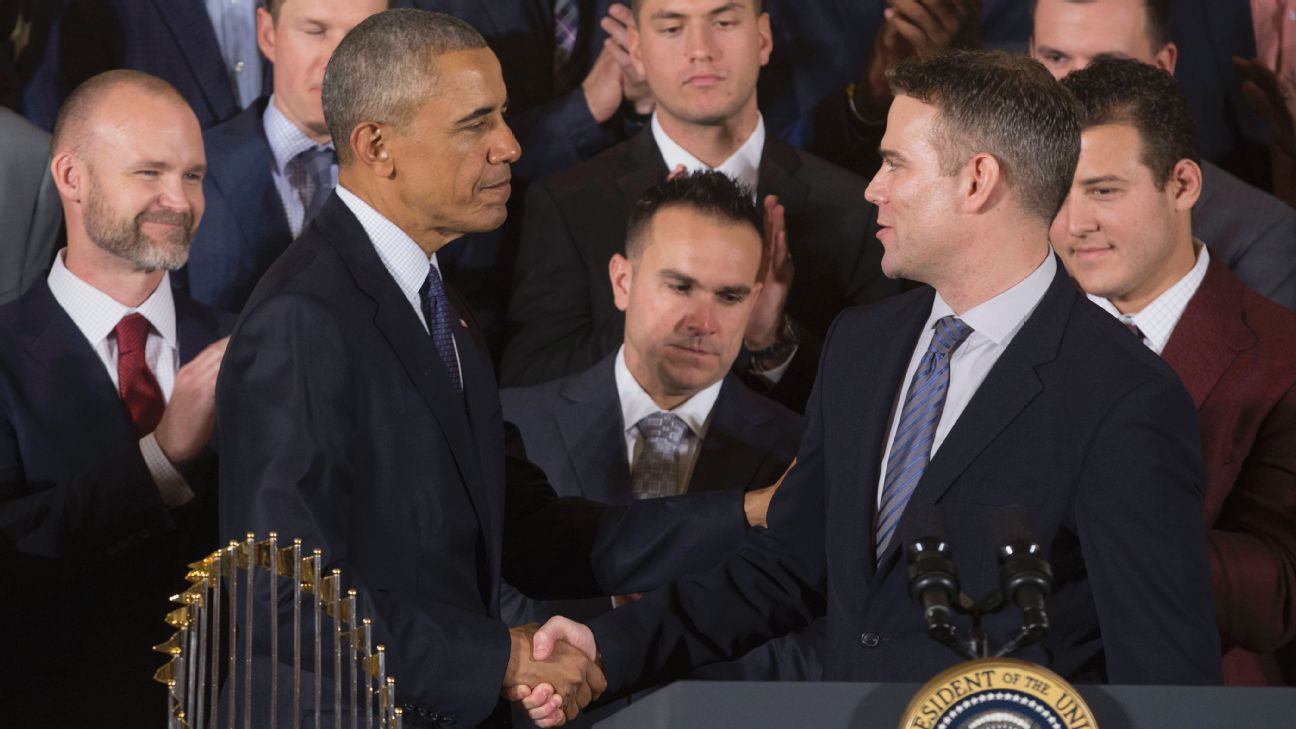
[
  {"xmin": 614, "ymin": 345, "xmax": 723, "ymax": 493},
  {"xmin": 336, "ymin": 185, "xmax": 462, "ymax": 376},
  {"xmin": 876, "ymin": 253, "xmax": 1057, "ymax": 507},
  {"xmin": 651, "ymin": 112, "xmax": 765, "ymax": 197},
  {"xmin": 1089, "ymin": 244, "xmax": 1211, "ymax": 355},
  {"xmin": 264, "ymin": 97, "xmax": 337, "ymax": 238},
  {"xmin": 46, "ymin": 250, "xmax": 192, "ymax": 506}
]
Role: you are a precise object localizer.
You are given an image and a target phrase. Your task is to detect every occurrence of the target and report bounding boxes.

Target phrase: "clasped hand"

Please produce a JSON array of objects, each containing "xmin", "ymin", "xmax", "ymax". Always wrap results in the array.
[{"xmin": 502, "ymin": 619, "xmax": 603, "ymax": 727}]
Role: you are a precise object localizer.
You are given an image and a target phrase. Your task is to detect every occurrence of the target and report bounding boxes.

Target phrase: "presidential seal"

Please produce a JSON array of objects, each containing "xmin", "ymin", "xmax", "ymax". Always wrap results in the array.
[{"xmin": 897, "ymin": 658, "xmax": 1097, "ymax": 729}]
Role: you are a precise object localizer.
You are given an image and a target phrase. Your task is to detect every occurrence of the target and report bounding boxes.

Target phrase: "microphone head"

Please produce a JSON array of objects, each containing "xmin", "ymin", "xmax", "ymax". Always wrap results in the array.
[
  {"xmin": 902, "ymin": 504, "xmax": 950, "ymax": 560},
  {"xmin": 991, "ymin": 504, "xmax": 1039, "ymax": 552}
]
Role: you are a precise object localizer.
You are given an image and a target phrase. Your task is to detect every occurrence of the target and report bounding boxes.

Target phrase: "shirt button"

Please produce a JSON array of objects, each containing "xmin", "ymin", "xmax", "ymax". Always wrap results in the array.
[
  {"xmin": 860, "ymin": 632, "xmax": 881, "ymax": 648},
  {"xmin": 235, "ymin": 61, "xmax": 245, "ymax": 73}
]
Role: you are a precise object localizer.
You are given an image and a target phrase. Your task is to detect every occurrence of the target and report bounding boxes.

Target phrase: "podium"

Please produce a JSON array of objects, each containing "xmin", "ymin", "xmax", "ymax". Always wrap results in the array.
[{"xmin": 593, "ymin": 681, "xmax": 1296, "ymax": 729}]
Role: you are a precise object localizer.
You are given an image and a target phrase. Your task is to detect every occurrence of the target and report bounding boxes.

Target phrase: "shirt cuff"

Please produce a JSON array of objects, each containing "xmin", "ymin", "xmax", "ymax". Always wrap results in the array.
[
  {"xmin": 749, "ymin": 345, "xmax": 799, "ymax": 386},
  {"xmin": 139, "ymin": 433, "xmax": 195, "ymax": 507}
]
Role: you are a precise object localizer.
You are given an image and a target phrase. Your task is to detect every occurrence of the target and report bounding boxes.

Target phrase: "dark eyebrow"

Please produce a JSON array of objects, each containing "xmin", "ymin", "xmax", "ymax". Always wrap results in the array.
[
  {"xmin": 715, "ymin": 284, "xmax": 753, "ymax": 298},
  {"xmin": 662, "ymin": 269, "xmax": 753, "ymax": 297},
  {"xmin": 453, "ymin": 105, "xmax": 496, "ymax": 126},
  {"xmin": 660, "ymin": 269, "xmax": 699, "ymax": 286},
  {"xmin": 1034, "ymin": 44, "xmax": 1069, "ymax": 58},
  {"xmin": 878, "ymin": 148, "xmax": 906, "ymax": 164},
  {"xmin": 651, "ymin": 1, "xmax": 743, "ymax": 21},
  {"xmin": 1079, "ymin": 175, "xmax": 1126, "ymax": 186}
]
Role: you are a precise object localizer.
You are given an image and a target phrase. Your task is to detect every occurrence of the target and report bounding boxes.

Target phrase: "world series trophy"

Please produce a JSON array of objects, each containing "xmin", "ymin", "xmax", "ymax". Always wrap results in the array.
[
  {"xmin": 898, "ymin": 506, "xmax": 1098, "ymax": 729},
  {"xmin": 153, "ymin": 533, "xmax": 403, "ymax": 729}
]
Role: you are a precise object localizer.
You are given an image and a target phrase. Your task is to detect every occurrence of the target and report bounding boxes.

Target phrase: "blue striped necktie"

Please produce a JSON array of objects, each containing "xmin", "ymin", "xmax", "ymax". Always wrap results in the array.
[
  {"xmin": 875, "ymin": 315, "xmax": 973, "ymax": 560},
  {"xmin": 419, "ymin": 265, "xmax": 462, "ymax": 394}
]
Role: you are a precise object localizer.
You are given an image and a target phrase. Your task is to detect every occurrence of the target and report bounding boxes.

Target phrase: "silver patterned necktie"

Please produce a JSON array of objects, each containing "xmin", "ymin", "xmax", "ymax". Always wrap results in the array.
[
  {"xmin": 630, "ymin": 411, "xmax": 690, "ymax": 500},
  {"xmin": 875, "ymin": 315, "xmax": 974, "ymax": 560}
]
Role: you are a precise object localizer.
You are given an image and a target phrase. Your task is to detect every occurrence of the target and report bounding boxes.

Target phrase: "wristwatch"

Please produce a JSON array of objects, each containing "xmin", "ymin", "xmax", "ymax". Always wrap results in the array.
[{"xmin": 748, "ymin": 315, "xmax": 800, "ymax": 373}]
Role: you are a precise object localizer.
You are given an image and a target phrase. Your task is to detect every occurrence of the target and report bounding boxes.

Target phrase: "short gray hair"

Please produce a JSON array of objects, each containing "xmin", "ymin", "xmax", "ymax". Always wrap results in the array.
[{"xmin": 322, "ymin": 8, "xmax": 488, "ymax": 164}]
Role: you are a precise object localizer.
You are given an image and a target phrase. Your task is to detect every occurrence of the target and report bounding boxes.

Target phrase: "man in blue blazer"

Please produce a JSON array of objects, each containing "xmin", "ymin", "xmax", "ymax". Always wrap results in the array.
[
  {"xmin": 180, "ymin": 0, "xmax": 387, "ymax": 313},
  {"xmin": 21, "ymin": 0, "xmax": 272, "ymax": 130},
  {"xmin": 501, "ymin": 174, "xmax": 816, "ymax": 705},
  {"xmin": 218, "ymin": 12, "xmax": 760, "ymax": 726},
  {"xmin": 0, "ymin": 71, "xmax": 231, "ymax": 727},
  {"xmin": 519, "ymin": 52, "xmax": 1222, "ymax": 726}
]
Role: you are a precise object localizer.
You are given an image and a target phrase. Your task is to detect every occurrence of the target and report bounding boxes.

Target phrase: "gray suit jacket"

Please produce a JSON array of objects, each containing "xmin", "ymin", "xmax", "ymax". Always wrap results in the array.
[
  {"xmin": 0, "ymin": 108, "xmax": 61, "ymax": 305},
  {"xmin": 1197, "ymin": 161, "xmax": 1296, "ymax": 311},
  {"xmin": 499, "ymin": 354, "xmax": 822, "ymax": 687}
]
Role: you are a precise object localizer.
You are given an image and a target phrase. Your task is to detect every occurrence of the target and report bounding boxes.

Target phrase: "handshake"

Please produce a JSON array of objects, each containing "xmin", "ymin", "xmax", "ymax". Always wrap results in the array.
[{"xmin": 503, "ymin": 617, "xmax": 603, "ymax": 727}]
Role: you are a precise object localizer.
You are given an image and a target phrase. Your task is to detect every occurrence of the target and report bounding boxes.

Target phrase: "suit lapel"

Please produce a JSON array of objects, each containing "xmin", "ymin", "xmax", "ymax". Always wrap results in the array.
[
  {"xmin": 1161, "ymin": 260, "xmax": 1254, "ymax": 409},
  {"xmin": 555, "ymin": 356, "xmax": 632, "ymax": 504},
  {"xmin": 617, "ymin": 130, "xmax": 670, "ymax": 203},
  {"xmin": 846, "ymin": 292, "xmax": 934, "ymax": 575},
  {"xmin": 150, "ymin": 0, "xmax": 236, "ymax": 121},
  {"xmin": 757, "ymin": 139, "xmax": 811, "ymax": 227},
  {"xmin": 209, "ymin": 102, "xmax": 292, "ymax": 262},
  {"xmin": 21, "ymin": 283, "xmax": 140, "ymax": 450},
  {"xmin": 687, "ymin": 376, "xmax": 774, "ymax": 494},
  {"xmin": 873, "ymin": 263, "xmax": 1073, "ymax": 574},
  {"xmin": 313, "ymin": 196, "xmax": 490, "ymax": 533}
]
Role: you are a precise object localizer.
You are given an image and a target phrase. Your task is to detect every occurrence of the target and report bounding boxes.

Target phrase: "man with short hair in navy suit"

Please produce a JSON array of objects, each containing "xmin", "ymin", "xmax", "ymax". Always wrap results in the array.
[
  {"xmin": 517, "ymin": 51, "xmax": 1222, "ymax": 727},
  {"xmin": 180, "ymin": 0, "xmax": 388, "ymax": 314},
  {"xmin": 501, "ymin": 174, "xmax": 816, "ymax": 723},
  {"xmin": 0, "ymin": 70, "xmax": 231, "ymax": 727}
]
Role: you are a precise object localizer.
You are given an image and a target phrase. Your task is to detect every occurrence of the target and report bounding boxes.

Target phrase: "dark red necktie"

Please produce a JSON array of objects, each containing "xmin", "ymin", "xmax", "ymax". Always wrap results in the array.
[{"xmin": 114, "ymin": 313, "xmax": 165, "ymax": 437}]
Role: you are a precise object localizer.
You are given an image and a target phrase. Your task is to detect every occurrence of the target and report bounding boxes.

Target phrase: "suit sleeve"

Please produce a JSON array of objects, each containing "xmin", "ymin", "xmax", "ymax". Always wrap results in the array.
[
  {"xmin": 1075, "ymin": 377, "xmax": 1224, "ymax": 685},
  {"xmin": 501, "ymin": 181, "xmax": 625, "ymax": 387},
  {"xmin": 217, "ymin": 294, "xmax": 513, "ymax": 727},
  {"xmin": 586, "ymin": 324, "xmax": 838, "ymax": 696},
  {"xmin": 508, "ymin": 89, "xmax": 618, "ymax": 184},
  {"xmin": 0, "ymin": 395, "xmax": 172, "ymax": 560},
  {"xmin": 1209, "ymin": 380, "xmax": 1296, "ymax": 652}
]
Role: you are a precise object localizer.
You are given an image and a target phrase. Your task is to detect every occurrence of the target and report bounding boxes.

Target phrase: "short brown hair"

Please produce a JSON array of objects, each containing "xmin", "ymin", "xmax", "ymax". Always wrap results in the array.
[
  {"xmin": 625, "ymin": 170, "xmax": 761, "ymax": 260},
  {"xmin": 887, "ymin": 50, "xmax": 1082, "ymax": 223},
  {"xmin": 1062, "ymin": 57, "xmax": 1199, "ymax": 189}
]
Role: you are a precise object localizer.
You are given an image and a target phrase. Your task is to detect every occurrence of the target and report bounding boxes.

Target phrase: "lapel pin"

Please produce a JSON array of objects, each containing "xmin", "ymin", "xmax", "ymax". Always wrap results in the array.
[{"xmin": 459, "ymin": 318, "xmax": 468, "ymax": 329}]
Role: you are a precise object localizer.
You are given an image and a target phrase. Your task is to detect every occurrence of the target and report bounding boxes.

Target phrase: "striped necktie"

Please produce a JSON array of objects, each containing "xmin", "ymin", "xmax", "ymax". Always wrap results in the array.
[
  {"xmin": 875, "ymin": 315, "xmax": 973, "ymax": 560},
  {"xmin": 553, "ymin": 0, "xmax": 581, "ymax": 88}
]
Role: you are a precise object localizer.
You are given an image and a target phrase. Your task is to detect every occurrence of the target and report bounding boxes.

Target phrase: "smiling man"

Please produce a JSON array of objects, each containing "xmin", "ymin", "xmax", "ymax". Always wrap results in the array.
[
  {"xmin": 1057, "ymin": 58, "xmax": 1296, "ymax": 686},
  {"xmin": 502, "ymin": 0, "xmax": 899, "ymax": 414},
  {"xmin": 1030, "ymin": 0, "xmax": 1296, "ymax": 311},
  {"xmin": 180, "ymin": 0, "xmax": 389, "ymax": 313},
  {"xmin": 519, "ymin": 51, "xmax": 1222, "ymax": 727}
]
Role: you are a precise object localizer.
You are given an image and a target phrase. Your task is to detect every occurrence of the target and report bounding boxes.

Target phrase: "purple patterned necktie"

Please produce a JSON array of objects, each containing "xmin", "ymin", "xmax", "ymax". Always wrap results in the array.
[
  {"xmin": 631, "ymin": 412, "xmax": 689, "ymax": 500},
  {"xmin": 553, "ymin": 0, "xmax": 581, "ymax": 85},
  {"xmin": 287, "ymin": 146, "xmax": 336, "ymax": 226},
  {"xmin": 875, "ymin": 316, "xmax": 973, "ymax": 560},
  {"xmin": 419, "ymin": 265, "xmax": 462, "ymax": 394}
]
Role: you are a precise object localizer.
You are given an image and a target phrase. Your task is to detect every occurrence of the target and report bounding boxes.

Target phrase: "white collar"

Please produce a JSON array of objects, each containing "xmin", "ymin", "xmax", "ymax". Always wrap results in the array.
[
  {"xmin": 930, "ymin": 252, "xmax": 1057, "ymax": 345},
  {"xmin": 1088, "ymin": 244, "xmax": 1211, "ymax": 354},
  {"xmin": 335, "ymin": 185, "xmax": 442, "ymax": 306},
  {"xmin": 614, "ymin": 345, "xmax": 722, "ymax": 439},
  {"xmin": 46, "ymin": 248, "xmax": 177, "ymax": 349},
  {"xmin": 650, "ymin": 113, "xmax": 765, "ymax": 196}
]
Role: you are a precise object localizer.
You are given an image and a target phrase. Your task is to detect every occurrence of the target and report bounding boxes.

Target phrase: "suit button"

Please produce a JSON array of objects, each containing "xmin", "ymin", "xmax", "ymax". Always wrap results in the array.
[{"xmin": 860, "ymin": 632, "xmax": 881, "ymax": 647}]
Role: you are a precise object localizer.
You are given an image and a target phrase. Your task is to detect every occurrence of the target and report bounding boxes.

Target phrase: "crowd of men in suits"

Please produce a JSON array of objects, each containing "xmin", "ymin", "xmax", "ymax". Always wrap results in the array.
[{"xmin": 0, "ymin": 0, "xmax": 1294, "ymax": 727}]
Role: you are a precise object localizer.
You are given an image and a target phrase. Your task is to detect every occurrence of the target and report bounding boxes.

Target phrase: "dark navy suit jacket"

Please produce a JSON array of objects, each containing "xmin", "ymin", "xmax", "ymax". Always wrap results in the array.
[
  {"xmin": 588, "ymin": 261, "xmax": 1224, "ymax": 695},
  {"xmin": 217, "ymin": 192, "xmax": 746, "ymax": 727},
  {"xmin": 0, "ymin": 279, "xmax": 231, "ymax": 728},
  {"xmin": 179, "ymin": 98, "xmax": 292, "ymax": 314},
  {"xmin": 22, "ymin": 0, "xmax": 269, "ymax": 130}
]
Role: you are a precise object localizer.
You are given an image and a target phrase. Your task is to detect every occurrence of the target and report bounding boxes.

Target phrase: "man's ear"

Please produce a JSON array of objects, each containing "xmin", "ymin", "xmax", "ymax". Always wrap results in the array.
[
  {"xmin": 1154, "ymin": 42, "xmax": 1178, "ymax": 75},
  {"xmin": 256, "ymin": 7, "xmax": 277, "ymax": 65},
  {"xmin": 609, "ymin": 253, "xmax": 634, "ymax": 312},
  {"xmin": 50, "ymin": 151, "xmax": 83, "ymax": 203},
  {"xmin": 349, "ymin": 122, "xmax": 395, "ymax": 179},
  {"xmin": 757, "ymin": 11, "xmax": 773, "ymax": 68},
  {"xmin": 960, "ymin": 152, "xmax": 1004, "ymax": 214},
  {"xmin": 1167, "ymin": 158, "xmax": 1202, "ymax": 212}
]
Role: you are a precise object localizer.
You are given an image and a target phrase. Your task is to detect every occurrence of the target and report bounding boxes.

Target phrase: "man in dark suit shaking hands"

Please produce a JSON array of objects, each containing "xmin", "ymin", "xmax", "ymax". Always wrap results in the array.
[
  {"xmin": 521, "ymin": 50, "xmax": 1223, "ymax": 726},
  {"xmin": 218, "ymin": 9, "xmax": 766, "ymax": 727}
]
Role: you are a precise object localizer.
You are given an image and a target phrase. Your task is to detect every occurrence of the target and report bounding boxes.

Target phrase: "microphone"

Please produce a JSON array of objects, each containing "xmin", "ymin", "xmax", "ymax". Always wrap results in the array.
[
  {"xmin": 992, "ymin": 505, "xmax": 1053, "ymax": 642},
  {"xmin": 903, "ymin": 505, "xmax": 960, "ymax": 646}
]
